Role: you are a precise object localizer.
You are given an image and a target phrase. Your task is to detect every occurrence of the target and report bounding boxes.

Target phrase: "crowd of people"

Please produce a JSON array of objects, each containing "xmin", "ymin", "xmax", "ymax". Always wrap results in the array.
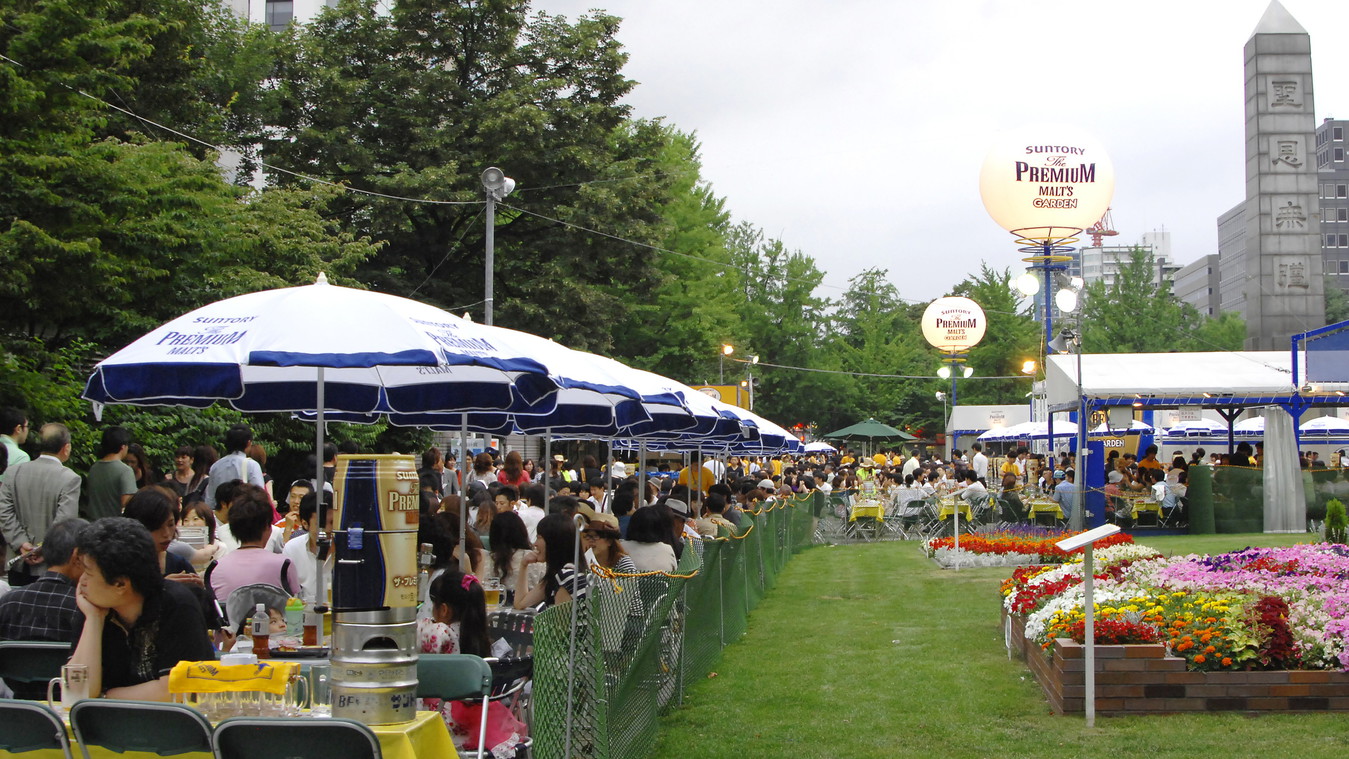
[{"xmin": 0, "ymin": 403, "xmax": 1272, "ymax": 754}]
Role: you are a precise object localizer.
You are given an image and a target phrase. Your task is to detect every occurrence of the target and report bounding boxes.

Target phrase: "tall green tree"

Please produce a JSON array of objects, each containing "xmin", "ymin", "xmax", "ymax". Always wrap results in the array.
[
  {"xmin": 730, "ymin": 226, "xmax": 833, "ymax": 429},
  {"xmin": 610, "ymin": 130, "xmax": 743, "ymax": 380},
  {"xmin": 265, "ymin": 0, "xmax": 677, "ymax": 352}
]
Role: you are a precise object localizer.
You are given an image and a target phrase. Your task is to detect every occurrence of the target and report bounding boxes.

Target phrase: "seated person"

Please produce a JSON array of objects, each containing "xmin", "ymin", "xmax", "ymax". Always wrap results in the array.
[
  {"xmin": 0, "ymin": 518, "xmax": 88, "ymax": 698},
  {"xmin": 694, "ymin": 494, "xmax": 736, "ymax": 537},
  {"xmin": 209, "ymin": 485, "xmax": 301, "ymax": 603},
  {"xmin": 1052, "ymin": 469, "xmax": 1079, "ymax": 519},
  {"xmin": 951, "ymin": 471, "xmax": 987, "ymax": 503},
  {"xmin": 513, "ymin": 513, "xmax": 587, "ymax": 610},
  {"xmin": 419, "ymin": 570, "xmax": 524, "ymax": 757},
  {"xmin": 69, "ymin": 517, "xmax": 214, "ymax": 701}
]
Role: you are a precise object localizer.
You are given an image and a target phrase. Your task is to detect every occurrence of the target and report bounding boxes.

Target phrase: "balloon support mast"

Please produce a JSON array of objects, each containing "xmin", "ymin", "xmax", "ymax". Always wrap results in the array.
[{"xmin": 1014, "ymin": 228, "xmax": 1080, "ymax": 458}]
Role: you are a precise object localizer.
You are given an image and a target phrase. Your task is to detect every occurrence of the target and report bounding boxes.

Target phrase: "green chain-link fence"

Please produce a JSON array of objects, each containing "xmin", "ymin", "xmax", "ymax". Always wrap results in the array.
[{"xmin": 533, "ymin": 493, "xmax": 816, "ymax": 759}]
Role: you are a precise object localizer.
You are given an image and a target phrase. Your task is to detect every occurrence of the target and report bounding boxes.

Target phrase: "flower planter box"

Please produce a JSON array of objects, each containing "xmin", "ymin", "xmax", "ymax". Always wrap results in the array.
[{"xmin": 1003, "ymin": 611, "xmax": 1349, "ymax": 715}]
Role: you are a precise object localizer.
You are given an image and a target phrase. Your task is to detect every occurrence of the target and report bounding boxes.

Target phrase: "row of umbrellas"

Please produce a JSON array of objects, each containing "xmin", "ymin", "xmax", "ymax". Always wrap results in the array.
[
  {"xmin": 82, "ymin": 275, "xmax": 803, "ymax": 456},
  {"xmin": 972, "ymin": 416, "xmax": 1349, "ymax": 443}
]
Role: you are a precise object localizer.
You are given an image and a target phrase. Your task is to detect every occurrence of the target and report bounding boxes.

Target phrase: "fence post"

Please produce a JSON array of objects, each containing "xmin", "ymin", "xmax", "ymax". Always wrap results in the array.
[{"xmin": 717, "ymin": 538, "xmax": 725, "ymax": 648}]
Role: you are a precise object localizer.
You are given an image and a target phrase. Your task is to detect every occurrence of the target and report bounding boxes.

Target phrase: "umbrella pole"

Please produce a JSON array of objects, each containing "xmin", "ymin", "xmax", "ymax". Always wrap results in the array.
[
  {"xmin": 459, "ymin": 415, "xmax": 471, "ymax": 574},
  {"xmin": 312, "ymin": 367, "xmax": 327, "ymax": 613},
  {"xmin": 544, "ymin": 432, "xmax": 552, "ymax": 514},
  {"xmin": 639, "ymin": 440, "xmax": 647, "ymax": 504},
  {"xmin": 605, "ymin": 437, "xmax": 614, "ymax": 511}
]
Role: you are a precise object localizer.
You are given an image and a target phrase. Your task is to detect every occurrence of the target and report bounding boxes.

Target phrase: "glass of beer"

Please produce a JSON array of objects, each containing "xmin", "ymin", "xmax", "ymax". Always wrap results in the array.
[{"xmin": 482, "ymin": 577, "xmax": 503, "ymax": 607}]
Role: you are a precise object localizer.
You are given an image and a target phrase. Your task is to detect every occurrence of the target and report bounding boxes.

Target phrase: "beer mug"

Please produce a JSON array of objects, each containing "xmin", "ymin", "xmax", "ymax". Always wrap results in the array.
[
  {"xmin": 482, "ymin": 577, "xmax": 503, "ymax": 607},
  {"xmin": 47, "ymin": 664, "xmax": 90, "ymax": 713},
  {"xmin": 309, "ymin": 664, "xmax": 332, "ymax": 718}
]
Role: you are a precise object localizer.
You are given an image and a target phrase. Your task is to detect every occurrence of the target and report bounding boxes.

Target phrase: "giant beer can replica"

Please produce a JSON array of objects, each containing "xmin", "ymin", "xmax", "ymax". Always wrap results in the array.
[{"xmin": 329, "ymin": 454, "xmax": 421, "ymax": 725}]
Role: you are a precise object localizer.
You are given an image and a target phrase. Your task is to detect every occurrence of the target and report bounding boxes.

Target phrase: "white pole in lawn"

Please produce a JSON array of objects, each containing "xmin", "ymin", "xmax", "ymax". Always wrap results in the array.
[{"xmin": 1055, "ymin": 523, "xmax": 1120, "ymax": 728}]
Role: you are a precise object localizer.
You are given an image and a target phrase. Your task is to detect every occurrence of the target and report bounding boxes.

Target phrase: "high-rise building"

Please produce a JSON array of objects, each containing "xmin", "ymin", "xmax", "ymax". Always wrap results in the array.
[
  {"xmin": 229, "ymin": 0, "xmax": 336, "ymax": 31},
  {"xmin": 1174, "ymin": 254, "xmax": 1221, "ymax": 317},
  {"xmin": 1215, "ymin": 0, "xmax": 1327, "ymax": 350},
  {"xmin": 1317, "ymin": 118, "xmax": 1349, "ymax": 280},
  {"xmin": 1070, "ymin": 229, "xmax": 1180, "ymax": 289}
]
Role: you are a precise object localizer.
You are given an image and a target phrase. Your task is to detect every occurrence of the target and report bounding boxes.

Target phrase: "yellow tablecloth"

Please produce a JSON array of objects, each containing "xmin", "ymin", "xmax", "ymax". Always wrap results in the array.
[
  {"xmin": 850, "ymin": 503, "xmax": 885, "ymax": 522},
  {"xmin": 937, "ymin": 502, "xmax": 972, "ymax": 521},
  {"xmin": 1133, "ymin": 500, "xmax": 1162, "ymax": 515},
  {"xmin": 1027, "ymin": 501, "xmax": 1065, "ymax": 519},
  {"xmin": 29, "ymin": 710, "xmax": 455, "ymax": 759},
  {"xmin": 372, "ymin": 710, "xmax": 457, "ymax": 759}
]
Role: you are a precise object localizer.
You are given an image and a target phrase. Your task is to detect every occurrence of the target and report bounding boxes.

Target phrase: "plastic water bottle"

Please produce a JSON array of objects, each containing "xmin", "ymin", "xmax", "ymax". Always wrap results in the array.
[{"xmin": 252, "ymin": 603, "xmax": 270, "ymax": 659}]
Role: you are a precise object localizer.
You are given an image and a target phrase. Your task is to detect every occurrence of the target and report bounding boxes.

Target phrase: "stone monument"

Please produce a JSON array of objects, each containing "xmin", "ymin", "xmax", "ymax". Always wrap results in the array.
[{"xmin": 1238, "ymin": 0, "xmax": 1326, "ymax": 349}]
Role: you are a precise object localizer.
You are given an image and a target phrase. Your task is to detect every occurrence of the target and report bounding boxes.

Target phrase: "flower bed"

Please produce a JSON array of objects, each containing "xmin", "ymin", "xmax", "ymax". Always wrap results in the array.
[
  {"xmin": 925, "ymin": 528, "xmax": 1135, "ymax": 569},
  {"xmin": 1002, "ymin": 543, "xmax": 1349, "ymax": 672}
]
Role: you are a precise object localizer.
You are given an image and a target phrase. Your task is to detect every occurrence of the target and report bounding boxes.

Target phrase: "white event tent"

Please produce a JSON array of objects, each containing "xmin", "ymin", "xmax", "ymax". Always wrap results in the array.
[{"xmin": 1043, "ymin": 351, "xmax": 1338, "ymax": 533}]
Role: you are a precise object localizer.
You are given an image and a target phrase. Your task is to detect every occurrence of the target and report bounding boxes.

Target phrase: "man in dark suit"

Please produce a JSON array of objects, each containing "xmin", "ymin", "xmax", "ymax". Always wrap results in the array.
[{"xmin": 0, "ymin": 423, "xmax": 81, "ymax": 580}]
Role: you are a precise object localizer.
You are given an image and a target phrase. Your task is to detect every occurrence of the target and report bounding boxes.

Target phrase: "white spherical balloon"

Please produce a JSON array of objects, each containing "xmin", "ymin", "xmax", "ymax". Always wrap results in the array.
[
  {"xmin": 922, "ymin": 297, "xmax": 987, "ymax": 353},
  {"xmin": 979, "ymin": 124, "xmax": 1115, "ymax": 239}
]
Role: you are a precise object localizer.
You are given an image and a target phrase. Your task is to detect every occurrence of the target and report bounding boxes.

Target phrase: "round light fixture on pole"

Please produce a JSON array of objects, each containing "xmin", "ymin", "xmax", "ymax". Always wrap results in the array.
[
  {"xmin": 1014, "ymin": 272, "xmax": 1041, "ymax": 296},
  {"xmin": 1055, "ymin": 288, "xmax": 1079, "ymax": 314},
  {"xmin": 978, "ymin": 124, "xmax": 1116, "ymax": 245},
  {"xmin": 937, "ymin": 365, "xmax": 952, "ymax": 380},
  {"xmin": 481, "ymin": 166, "xmax": 516, "ymax": 326}
]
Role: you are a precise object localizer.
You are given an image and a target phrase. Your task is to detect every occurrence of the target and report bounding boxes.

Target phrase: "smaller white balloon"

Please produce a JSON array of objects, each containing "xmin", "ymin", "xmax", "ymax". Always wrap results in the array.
[{"xmin": 922, "ymin": 296, "xmax": 987, "ymax": 353}]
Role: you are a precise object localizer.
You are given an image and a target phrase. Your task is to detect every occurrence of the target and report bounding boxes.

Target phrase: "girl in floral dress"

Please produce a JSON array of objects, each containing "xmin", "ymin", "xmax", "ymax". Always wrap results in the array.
[{"xmin": 418, "ymin": 570, "xmax": 525, "ymax": 759}]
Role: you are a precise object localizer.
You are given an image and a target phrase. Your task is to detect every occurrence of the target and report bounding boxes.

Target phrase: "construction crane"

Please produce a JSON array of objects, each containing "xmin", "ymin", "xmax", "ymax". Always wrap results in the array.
[{"xmin": 1087, "ymin": 208, "xmax": 1119, "ymax": 247}]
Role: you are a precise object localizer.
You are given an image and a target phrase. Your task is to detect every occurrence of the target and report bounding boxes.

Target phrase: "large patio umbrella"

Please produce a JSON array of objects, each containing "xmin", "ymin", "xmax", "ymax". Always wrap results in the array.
[
  {"xmin": 83, "ymin": 274, "xmax": 564, "ymax": 415},
  {"xmin": 1300, "ymin": 416, "xmax": 1349, "ymax": 438},
  {"xmin": 822, "ymin": 418, "xmax": 914, "ymax": 457},
  {"xmin": 82, "ymin": 274, "xmax": 580, "ymax": 610}
]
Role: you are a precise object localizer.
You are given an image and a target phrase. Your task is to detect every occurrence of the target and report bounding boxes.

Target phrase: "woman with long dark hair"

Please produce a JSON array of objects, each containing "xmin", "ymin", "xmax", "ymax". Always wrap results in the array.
[
  {"xmin": 486, "ymin": 511, "xmax": 541, "ymax": 589},
  {"xmin": 513, "ymin": 512, "xmax": 586, "ymax": 610},
  {"xmin": 122, "ymin": 487, "xmax": 199, "ymax": 584}
]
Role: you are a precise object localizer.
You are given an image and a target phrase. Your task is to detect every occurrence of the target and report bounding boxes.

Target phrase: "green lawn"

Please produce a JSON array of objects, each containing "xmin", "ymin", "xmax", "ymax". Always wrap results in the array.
[{"xmin": 650, "ymin": 535, "xmax": 1349, "ymax": 759}]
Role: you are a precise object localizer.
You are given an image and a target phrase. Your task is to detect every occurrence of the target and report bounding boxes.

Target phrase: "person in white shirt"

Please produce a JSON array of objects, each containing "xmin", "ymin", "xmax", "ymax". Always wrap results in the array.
[
  {"xmin": 970, "ymin": 443, "xmax": 989, "ymax": 481},
  {"xmin": 951, "ymin": 471, "xmax": 987, "ymax": 502},
  {"xmin": 902, "ymin": 453, "xmax": 920, "ymax": 478},
  {"xmin": 517, "ymin": 484, "xmax": 547, "ymax": 543},
  {"xmin": 813, "ymin": 472, "xmax": 832, "ymax": 494},
  {"xmin": 281, "ymin": 491, "xmax": 333, "ymax": 605}
]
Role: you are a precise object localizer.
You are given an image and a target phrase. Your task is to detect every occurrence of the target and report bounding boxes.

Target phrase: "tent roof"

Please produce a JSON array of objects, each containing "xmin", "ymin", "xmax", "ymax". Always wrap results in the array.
[
  {"xmin": 949, "ymin": 404, "xmax": 1031, "ymax": 435},
  {"xmin": 1046, "ymin": 351, "xmax": 1303, "ymax": 411}
]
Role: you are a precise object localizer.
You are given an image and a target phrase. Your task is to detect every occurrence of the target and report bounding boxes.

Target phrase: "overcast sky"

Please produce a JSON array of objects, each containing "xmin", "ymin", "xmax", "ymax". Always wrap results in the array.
[{"xmin": 530, "ymin": 0, "xmax": 1349, "ymax": 306}]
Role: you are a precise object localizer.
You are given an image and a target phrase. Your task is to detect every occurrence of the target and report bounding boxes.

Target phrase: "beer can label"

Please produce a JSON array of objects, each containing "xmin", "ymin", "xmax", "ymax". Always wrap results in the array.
[{"xmin": 332, "ymin": 454, "xmax": 420, "ymax": 611}]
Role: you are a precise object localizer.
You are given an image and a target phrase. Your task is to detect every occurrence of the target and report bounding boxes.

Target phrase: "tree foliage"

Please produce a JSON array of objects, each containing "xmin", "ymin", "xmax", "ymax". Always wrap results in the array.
[
  {"xmin": 264, "ymin": 0, "xmax": 676, "ymax": 351},
  {"xmin": 1078, "ymin": 248, "xmax": 1243, "ymax": 353}
]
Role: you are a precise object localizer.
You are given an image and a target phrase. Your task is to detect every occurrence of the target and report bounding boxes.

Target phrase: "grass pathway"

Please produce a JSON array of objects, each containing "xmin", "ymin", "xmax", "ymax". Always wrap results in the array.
[{"xmin": 649, "ymin": 537, "xmax": 1349, "ymax": 759}]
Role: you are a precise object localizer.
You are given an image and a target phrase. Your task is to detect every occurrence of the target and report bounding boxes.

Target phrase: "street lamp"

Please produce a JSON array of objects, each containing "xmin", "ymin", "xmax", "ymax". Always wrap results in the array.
[
  {"xmin": 1050, "ymin": 321, "xmax": 1087, "ymax": 531},
  {"xmin": 746, "ymin": 354, "xmax": 759, "ymax": 409},
  {"xmin": 481, "ymin": 167, "xmax": 516, "ymax": 326},
  {"xmin": 719, "ymin": 343, "xmax": 734, "ymax": 383}
]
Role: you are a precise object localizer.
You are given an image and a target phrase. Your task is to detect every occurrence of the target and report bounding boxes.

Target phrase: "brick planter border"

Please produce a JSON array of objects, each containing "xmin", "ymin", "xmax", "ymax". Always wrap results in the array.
[{"xmin": 1004, "ymin": 611, "xmax": 1349, "ymax": 714}]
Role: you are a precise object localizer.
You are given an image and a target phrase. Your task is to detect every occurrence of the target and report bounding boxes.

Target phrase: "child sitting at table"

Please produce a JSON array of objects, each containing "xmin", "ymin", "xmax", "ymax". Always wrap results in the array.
[{"xmin": 419, "ymin": 570, "xmax": 524, "ymax": 759}]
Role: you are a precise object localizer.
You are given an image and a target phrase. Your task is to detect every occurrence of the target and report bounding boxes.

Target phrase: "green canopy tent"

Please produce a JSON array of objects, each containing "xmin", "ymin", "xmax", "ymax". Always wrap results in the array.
[{"xmin": 821, "ymin": 418, "xmax": 917, "ymax": 459}]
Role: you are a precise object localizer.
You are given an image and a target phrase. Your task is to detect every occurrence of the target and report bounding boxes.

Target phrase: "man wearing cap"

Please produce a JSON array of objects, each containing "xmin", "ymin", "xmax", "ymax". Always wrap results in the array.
[{"xmin": 1052, "ymin": 469, "xmax": 1079, "ymax": 519}]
